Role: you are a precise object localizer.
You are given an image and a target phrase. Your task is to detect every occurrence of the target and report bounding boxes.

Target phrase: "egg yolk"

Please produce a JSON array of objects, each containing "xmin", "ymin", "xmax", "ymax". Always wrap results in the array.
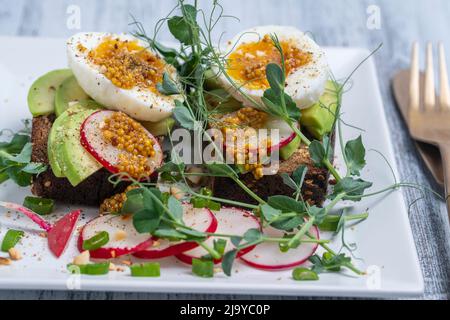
[
  {"xmin": 227, "ymin": 35, "xmax": 312, "ymax": 90},
  {"xmin": 87, "ymin": 38, "xmax": 166, "ymax": 92}
]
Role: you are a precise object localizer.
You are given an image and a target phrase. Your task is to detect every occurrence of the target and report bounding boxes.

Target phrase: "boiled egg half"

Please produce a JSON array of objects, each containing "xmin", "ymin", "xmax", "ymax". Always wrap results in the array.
[
  {"xmin": 67, "ymin": 32, "xmax": 183, "ymax": 122},
  {"xmin": 215, "ymin": 26, "xmax": 329, "ymax": 110}
]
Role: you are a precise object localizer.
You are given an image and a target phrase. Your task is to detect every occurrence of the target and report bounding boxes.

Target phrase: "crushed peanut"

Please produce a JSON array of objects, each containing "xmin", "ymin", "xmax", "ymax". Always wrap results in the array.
[
  {"xmin": 88, "ymin": 37, "xmax": 166, "ymax": 92},
  {"xmin": 121, "ymin": 260, "xmax": 132, "ymax": 266},
  {"xmin": 102, "ymin": 112, "xmax": 156, "ymax": 179},
  {"xmin": 114, "ymin": 230, "xmax": 127, "ymax": 241},
  {"xmin": 8, "ymin": 248, "xmax": 22, "ymax": 261},
  {"xmin": 170, "ymin": 186, "xmax": 185, "ymax": 200},
  {"xmin": 0, "ymin": 257, "xmax": 11, "ymax": 266},
  {"xmin": 227, "ymin": 34, "xmax": 312, "ymax": 89},
  {"xmin": 73, "ymin": 251, "xmax": 90, "ymax": 266}
]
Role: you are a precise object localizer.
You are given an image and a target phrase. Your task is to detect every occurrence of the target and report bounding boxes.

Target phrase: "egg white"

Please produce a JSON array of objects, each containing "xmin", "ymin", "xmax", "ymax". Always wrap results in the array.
[
  {"xmin": 215, "ymin": 26, "xmax": 329, "ymax": 110},
  {"xmin": 67, "ymin": 32, "xmax": 183, "ymax": 122}
]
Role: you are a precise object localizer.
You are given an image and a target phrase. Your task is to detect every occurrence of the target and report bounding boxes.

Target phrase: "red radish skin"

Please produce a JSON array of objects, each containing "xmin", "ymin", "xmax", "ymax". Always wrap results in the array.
[
  {"xmin": 48, "ymin": 210, "xmax": 81, "ymax": 258},
  {"xmin": 78, "ymin": 214, "xmax": 153, "ymax": 259},
  {"xmin": 240, "ymin": 225, "xmax": 320, "ymax": 271},
  {"xmin": 175, "ymin": 207, "xmax": 261, "ymax": 265},
  {"xmin": 133, "ymin": 205, "xmax": 218, "ymax": 260},
  {"xmin": 80, "ymin": 110, "xmax": 163, "ymax": 178},
  {"xmin": 0, "ymin": 201, "xmax": 81, "ymax": 258}
]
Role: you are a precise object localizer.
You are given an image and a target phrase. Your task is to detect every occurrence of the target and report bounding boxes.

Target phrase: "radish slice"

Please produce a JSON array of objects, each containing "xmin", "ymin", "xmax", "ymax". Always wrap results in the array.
[
  {"xmin": 221, "ymin": 113, "xmax": 297, "ymax": 153},
  {"xmin": 80, "ymin": 110, "xmax": 163, "ymax": 178},
  {"xmin": 78, "ymin": 214, "xmax": 152, "ymax": 259},
  {"xmin": 240, "ymin": 225, "xmax": 320, "ymax": 271},
  {"xmin": 0, "ymin": 201, "xmax": 81, "ymax": 258},
  {"xmin": 133, "ymin": 204, "xmax": 218, "ymax": 259},
  {"xmin": 175, "ymin": 207, "xmax": 261, "ymax": 265}
]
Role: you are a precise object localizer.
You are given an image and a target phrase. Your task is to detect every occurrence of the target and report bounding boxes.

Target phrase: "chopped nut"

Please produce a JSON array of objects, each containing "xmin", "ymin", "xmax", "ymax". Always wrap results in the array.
[
  {"xmin": 44, "ymin": 181, "xmax": 51, "ymax": 187},
  {"xmin": 170, "ymin": 186, "xmax": 185, "ymax": 200},
  {"xmin": 0, "ymin": 257, "xmax": 12, "ymax": 266},
  {"xmin": 185, "ymin": 166, "xmax": 204, "ymax": 185},
  {"xmin": 114, "ymin": 230, "xmax": 127, "ymax": 241},
  {"xmin": 73, "ymin": 251, "xmax": 90, "ymax": 266},
  {"xmin": 121, "ymin": 260, "xmax": 132, "ymax": 266},
  {"xmin": 152, "ymin": 240, "xmax": 161, "ymax": 248},
  {"xmin": 38, "ymin": 232, "xmax": 48, "ymax": 238},
  {"xmin": 8, "ymin": 248, "xmax": 22, "ymax": 261}
]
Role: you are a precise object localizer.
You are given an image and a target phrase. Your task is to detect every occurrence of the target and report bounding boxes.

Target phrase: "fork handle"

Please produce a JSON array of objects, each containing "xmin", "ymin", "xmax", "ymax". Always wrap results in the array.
[{"xmin": 440, "ymin": 143, "xmax": 450, "ymax": 219}]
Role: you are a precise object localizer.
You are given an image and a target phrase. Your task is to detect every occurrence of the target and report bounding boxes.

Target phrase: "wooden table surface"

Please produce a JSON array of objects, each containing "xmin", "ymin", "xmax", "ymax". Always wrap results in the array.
[{"xmin": 0, "ymin": 0, "xmax": 449, "ymax": 300}]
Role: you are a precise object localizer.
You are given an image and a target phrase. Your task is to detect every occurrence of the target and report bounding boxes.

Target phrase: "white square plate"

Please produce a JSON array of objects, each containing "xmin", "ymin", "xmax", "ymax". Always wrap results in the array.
[{"xmin": 0, "ymin": 37, "xmax": 423, "ymax": 298}]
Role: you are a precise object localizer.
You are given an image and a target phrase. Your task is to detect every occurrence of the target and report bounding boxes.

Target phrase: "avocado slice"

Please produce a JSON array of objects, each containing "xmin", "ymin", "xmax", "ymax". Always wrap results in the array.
[
  {"xmin": 59, "ymin": 109, "xmax": 103, "ymax": 186},
  {"xmin": 300, "ymin": 81, "xmax": 339, "ymax": 140},
  {"xmin": 141, "ymin": 118, "xmax": 176, "ymax": 137},
  {"xmin": 280, "ymin": 136, "xmax": 301, "ymax": 161},
  {"xmin": 28, "ymin": 69, "xmax": 73, "ymax": 116},
  {"xmin": 48, "ymin": 100, "xmax": 102, "ymax": 177},
  {"xmin": 55, "ymin": 75, "xmax": 90, "ymax": 117}
]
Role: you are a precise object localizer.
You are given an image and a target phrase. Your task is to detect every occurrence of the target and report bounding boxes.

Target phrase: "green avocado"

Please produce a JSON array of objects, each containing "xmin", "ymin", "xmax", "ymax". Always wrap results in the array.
[
  {"xmin": 280, "ymin": 136, "xmax": 301, "ymax": 161},
  {"xmin": 300, "ymin": 81, "xmax": 339, "ymax": 140},
  {"xmin": 204, "ymin": 69, "xmax": 222, "ymax": 90},
  {"xmin": 55, "ymin": 75, "xmax": 90, "ymax": 117},
  {"xmin": 141, "ymin": 118, "xmax": 176, "ymax": 137},
  {"xmin": 59, "ymin": 109, "xmax": 103, "ymax": 186},
  {"xmin": 28, "ymin": 69, "xmax": 73, "ymax": 116},
  {"xmin": 48, "ymin": 100, "xmax": 102, "ymax": 177}
]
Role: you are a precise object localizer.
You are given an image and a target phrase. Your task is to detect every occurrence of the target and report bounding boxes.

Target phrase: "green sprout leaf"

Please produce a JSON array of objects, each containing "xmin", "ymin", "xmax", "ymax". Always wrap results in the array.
[
  {"xmin": 260, "ymin": 204, "xmax": 282, "ymax": 222},
  {"xmin": 205, "ymin": 163, "xmax": 238, "ymax": 179},
  {"xmin": 167, "ymin": 196, "xmax": 184, "ymax": 224},
  {"xmin": 309, "ymin": 140, "xmax": 327, "ymax": 167},
  {"xmin": 265, "ymin": 63, "xmax": 284, "ymax": 94},
  {"xmin": 173, "ymin": 101, "xmax": 196, "ymax": 130},
  {"xmin": 157, "ymin": 72, "xmax": 180, "ymax": 96},
  {"xmin": 222, "ymin": 249, "xmax": 238, "ymax": 277},
  {"xmin": 330, "ymin": 177, "xmax": 373, "ymax": 202},
  {"xmin": 167, "ymin": 4, "xmax": 199, "ymax": 45},
  {"xmin": 344, "ymin": 136, "xmax": 366, "ymax": 176},
  {"xmin": 267, "ymin": 195, "xmax": 306, "ymax": 214},
  {"xmin": 243, "ymin": 229, "xmax": 263, "ymax": 243}
]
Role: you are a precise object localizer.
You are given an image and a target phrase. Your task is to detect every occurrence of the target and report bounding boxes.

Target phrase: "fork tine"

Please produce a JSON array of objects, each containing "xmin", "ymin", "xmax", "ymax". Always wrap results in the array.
[
  {"xmin": 410, "ymin": 42, "xmax": 420, "ymax": 111},
  {"xmin": 425, "ymin": 42, "xmax": 436, "ymax": 110},
  {"xmin": 438, "ymin": 43, "xmax": 450, "ymax": 110}
]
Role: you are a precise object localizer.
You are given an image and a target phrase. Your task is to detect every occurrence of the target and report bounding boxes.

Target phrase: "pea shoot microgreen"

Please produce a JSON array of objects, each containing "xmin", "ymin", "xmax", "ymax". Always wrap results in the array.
[
  {"xmin": 117, "ymin": 0, "xmax": 441, "ymax": 279},
  {"xmin": 0, "ymin": 122, "xmax": 47, "ymax": 187}
]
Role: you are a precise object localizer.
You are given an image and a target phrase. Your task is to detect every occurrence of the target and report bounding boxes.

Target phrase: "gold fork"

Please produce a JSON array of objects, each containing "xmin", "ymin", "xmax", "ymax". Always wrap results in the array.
[{"xmin": 409, "ymin": 42, "xmax": 450, "ymax": 217}]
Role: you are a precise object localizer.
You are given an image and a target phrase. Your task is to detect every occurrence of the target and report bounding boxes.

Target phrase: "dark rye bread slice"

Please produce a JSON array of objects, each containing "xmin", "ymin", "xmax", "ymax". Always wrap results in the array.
[
  {"xmin": 31, "ymin": 115, "xmax": 129, "ymax": 206},
  {"xmin": 213, "ymin": 144, "xmax": 332, "ymax": 207}
]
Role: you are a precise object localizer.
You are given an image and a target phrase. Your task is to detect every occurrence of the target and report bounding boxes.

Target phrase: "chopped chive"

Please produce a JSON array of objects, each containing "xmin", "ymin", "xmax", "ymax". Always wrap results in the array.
[
  {"xmin": 23, "ymin": 196, "xmax": 54, "ymax": 215},
  {"xmin": 82, "ymin": 231, "xmax": 109, "ymax": 251},
  {"xmin": 130, "ymin": 262, "xmax": 161, "ymax": 277},
  {"xmin": 292, "ymin": 268, "xmax": 319, "ymax": 281},
  {"xmin": 1, "ymin": 229, "xmax": 25, "ymax": 252},
  {"xmin": 192, "ymin": 258, "xmax": 214, "ymax": 278},
  {"xmin": 213, "ymin": 239, "xmax": 227, "ymax": 256},
  {"xmin": 67, "ymin": 262, "xmax": 110, "ymax": 275}
]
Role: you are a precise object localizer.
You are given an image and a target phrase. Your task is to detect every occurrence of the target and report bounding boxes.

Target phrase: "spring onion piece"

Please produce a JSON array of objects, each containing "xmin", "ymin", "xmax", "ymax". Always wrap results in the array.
[
  {"xmin": 292, "ymin": 268, "xmax": 319, "ymax": 281},
  {"xmin": 213, "ymin": 239, "xmax": 227, "ymax": 256},
  {"xmin": 82, "ymin": 231, "xmax": 109, "ymax": 251},
  {"xmin": 67, "ymin": 262, "xmax": 110, "ymax": 275},
  {"xmin": 23, "ymin": 196, "xmax": 54, "ymax": 216},
  {"xmin": 130, "ymin": 262, "xmax": 161, "ymax": 277},
  {"xmin": 1, "ymin": 229, "xmax": 25, "ymax": 252},
  {"xmin": 192, "ymin": 259, "xmax": 214, "ymax": 278}
]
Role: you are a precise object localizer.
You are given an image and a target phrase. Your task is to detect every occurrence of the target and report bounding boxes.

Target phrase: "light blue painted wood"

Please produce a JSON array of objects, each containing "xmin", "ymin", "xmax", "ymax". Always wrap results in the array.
[{"xmin": 0, "ymin": 0, "xmax": 449, "ymax": 300}]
